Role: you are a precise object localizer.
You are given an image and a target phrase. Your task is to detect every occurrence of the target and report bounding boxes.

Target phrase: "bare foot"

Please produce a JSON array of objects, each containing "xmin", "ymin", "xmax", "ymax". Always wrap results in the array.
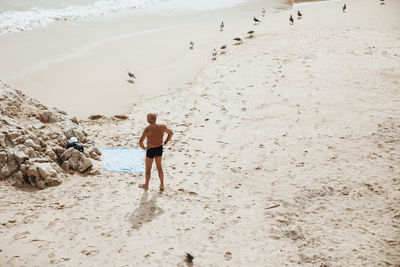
[
  {"xmin": 159, "ymin": 184, "xmax": 165, "ymax": 191},
  {"xmin": 139, "ymin": 184, "xmax": 148, "ymax": 190}
]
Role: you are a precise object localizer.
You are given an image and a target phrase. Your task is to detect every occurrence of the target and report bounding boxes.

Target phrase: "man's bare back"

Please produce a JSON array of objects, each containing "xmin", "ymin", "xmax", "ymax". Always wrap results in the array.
[{"xmin": 142, "ymin": 124, "xmax": 168, "ymax": 149}]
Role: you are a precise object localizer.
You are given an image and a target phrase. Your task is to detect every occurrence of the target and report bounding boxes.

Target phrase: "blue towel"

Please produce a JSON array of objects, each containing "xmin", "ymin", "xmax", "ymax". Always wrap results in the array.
[{"xmin": 103, "ymin": 147, "xmax": 145, "ymax": 173}]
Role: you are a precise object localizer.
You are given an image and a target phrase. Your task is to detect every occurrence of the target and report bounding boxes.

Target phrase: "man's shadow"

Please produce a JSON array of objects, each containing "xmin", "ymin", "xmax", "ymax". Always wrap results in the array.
[{"xmin": 129, "ymin": 190, "xmax": 164, "ymax": 229}]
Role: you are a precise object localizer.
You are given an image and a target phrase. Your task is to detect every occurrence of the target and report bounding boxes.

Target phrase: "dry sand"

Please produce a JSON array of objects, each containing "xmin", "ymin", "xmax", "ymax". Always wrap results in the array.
[{"xmin": 1, "ymin": 0, "xmax": 400, "ymax": 265}]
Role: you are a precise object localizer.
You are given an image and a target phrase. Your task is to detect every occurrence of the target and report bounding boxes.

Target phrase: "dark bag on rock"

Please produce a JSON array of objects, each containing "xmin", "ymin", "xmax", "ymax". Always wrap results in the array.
[{"xmin": 67, "ymin": 142, "xmax": 84, "ymax": 153}]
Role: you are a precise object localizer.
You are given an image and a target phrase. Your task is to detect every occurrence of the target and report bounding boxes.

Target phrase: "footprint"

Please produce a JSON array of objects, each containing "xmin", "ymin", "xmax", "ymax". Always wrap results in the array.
[
  {"xmin": 81, "ymin": 247, "xmax": 99, "ymax": 256},
  {"xmin": 13, "ymin": 231, "xmax": 30, "ymax": 240},
  {"xmin": 50, "ymin": 258, "xmax": 70, "ymax": 264}
]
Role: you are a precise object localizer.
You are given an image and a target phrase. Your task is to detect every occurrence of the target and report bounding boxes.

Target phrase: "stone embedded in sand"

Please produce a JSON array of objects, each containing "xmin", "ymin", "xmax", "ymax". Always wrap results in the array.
[
  {"xmin": 88, "ymin": 114, "xmax": 104, "ymax": 120},
  {"xmin": 114, "ymin": 115, "xmax": 128, "ymax": 120}
]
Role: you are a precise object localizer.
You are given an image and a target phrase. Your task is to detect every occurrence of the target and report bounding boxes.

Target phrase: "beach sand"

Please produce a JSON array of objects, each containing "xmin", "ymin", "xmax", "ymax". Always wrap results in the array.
[{"xmin": 1, "ymin": 0, "xmax": 400, "ymax": 265}]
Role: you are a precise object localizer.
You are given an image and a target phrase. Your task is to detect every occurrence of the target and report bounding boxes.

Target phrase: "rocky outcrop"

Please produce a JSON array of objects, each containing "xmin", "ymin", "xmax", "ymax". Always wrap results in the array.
[{"xmin": 0, "ymin": 82, "xmax": 101, "ymax": 189}]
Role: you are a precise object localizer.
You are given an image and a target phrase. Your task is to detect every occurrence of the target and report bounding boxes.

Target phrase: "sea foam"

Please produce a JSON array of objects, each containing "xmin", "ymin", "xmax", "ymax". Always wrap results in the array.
[{"xmin": 0, "ymin": 0, "xmax": 249, "ymax": 35}]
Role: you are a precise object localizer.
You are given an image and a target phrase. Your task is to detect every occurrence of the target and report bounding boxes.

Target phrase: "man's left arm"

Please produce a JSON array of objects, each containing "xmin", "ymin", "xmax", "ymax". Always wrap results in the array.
[{"xmin": 163, "ymin": 126, "xmax": 173, "ymax": 145}]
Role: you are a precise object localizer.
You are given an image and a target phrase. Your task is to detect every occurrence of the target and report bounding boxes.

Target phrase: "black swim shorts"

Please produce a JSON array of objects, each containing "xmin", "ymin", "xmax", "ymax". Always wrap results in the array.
[{"xmin": 146, "ymin": 146, "xmax": 163, "ymax": 158}]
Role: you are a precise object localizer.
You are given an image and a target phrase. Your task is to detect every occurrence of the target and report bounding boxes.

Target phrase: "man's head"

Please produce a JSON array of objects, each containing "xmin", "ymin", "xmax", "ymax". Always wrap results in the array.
[{"xmin": 147, "ymin": 113, "xmax": 157, "ymax": 124}]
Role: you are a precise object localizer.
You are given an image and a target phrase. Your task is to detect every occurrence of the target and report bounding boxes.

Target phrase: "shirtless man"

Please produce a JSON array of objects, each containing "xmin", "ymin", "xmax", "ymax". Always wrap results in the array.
[{"xmin": 139, "ymin": 113, "xmax": 173, "ymax": 191}]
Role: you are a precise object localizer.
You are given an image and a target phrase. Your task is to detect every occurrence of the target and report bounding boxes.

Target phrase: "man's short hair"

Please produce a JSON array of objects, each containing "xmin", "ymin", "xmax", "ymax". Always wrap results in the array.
[{"xmin": 147, "ymin": 113, "xmax": 157, "ymax": 120}]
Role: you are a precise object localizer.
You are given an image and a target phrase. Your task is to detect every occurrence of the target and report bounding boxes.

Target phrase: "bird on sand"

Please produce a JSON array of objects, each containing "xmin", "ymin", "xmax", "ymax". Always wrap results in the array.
[
  {"xmin": 253, "ymin": 16, "xmax": 260, "ymax": 24},
  {"xmin": 186, "ymin": 252, "xmax": 194, "ymax": 263},
  {"xmin": 262, "ymin": 8, "xmax": 266, "ymax": 17},
  {"xmin": 220, "ymin": 44, "xmax": 227, "ymax": 54},
  {"xmin": 289, "ymin": 15, "xmax": 294, "ymax": 24},
  {"xmin": 342, "ymin": 3, "xmax": 346, "ymax": 12},
  {"xmin": 220, "ymin": 21, "xmax": 224, "ymax": 31},
  {"xmin": 247, "ymin": 30, "xmax": 255, "ymax": 38},
  {"xmin": 189, "ymin": 41, "xmax": 194, "ymax": 49},
  {"xmin": 233, "ymin": 37, "xmax": 242, "ymax": 44},
  {"xmin": 297, "ymin": 10, "xmax": 302, "ymax": 18},
  {"xmin": 380, "ymin": 0, "xmax": 385, "ymax": 5},
  {"xmin": 127, "ymin": 70, "xmax": 135, "ymax": 79},
  {"xmin": 212, "ymin": 49, "xmax": 217, "ymax": 60},
  {"xmin": 127, "ymin": 69, "xmax": 136, "ymax": 83}
]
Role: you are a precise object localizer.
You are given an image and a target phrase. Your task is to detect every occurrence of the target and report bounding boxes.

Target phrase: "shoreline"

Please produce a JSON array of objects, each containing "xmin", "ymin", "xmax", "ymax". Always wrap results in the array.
[{"xmin": 0, "ymin": 0, "xmax": 289, "ymax": 119}]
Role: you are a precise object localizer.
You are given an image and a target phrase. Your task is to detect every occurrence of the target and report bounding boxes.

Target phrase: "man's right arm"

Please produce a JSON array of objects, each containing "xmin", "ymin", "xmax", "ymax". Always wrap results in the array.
[{"xmin": 139, "ymin": 128, "xmax": 147, "ymax": 150}]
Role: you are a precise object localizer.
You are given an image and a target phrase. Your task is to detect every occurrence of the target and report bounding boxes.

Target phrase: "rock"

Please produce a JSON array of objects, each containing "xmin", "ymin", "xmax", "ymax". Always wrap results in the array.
[
  {"xmin": 13, "ymin": 149, "xmax": 28, "ymax": 165},
  {"xmin": 44, "ymin": 148, "xmax": 58, "ymax": 161},
  {"xmin": 25, "ymin": 162, "xmax": 62, "ymax": 189},
  {"xmin": 114, "ymin": 115, "xmax": 128, "ymax": 120},
  {"xmin": 32, "ymin": 119, "xmax": 45, "ymax": 130},
  {"xmin": 52, "ymin": 146, "xmax": 65, "ymax": 157},
  {"xmin": 0, "ymin": 82, "xmax": 100, "ymax": 188},
  {"xmin": 84, "ymin": 146, "xmax": 101, "ymax": 160},
  {"xmin": 0, "ymin": 150, "xmax": 7, "ymax": 164},
  {"xmin": 59, "ymin": 121, "xmax": 86, "ymax": 142},
  {"xmin": 88, "ymin": 115, "xmax": 103, "ymax": 120},
  {"xmin": 93, "ymin": 147, "xmax": 102, "ymax": 156},
  {"xmin": 54, "ymin": 108, "xmax": 67, "ymax": 116},
  {"xmin": 10, "ymin": 170, "xmax": 23, "ymax": 183},
  {"xmin": 70, "ymin": 117, "xmax": 79, "ymax": 124},
  {"xmin": 61, "ymin": 148, "xmax": 93, "ymax": 173},
  {"xmin": 24, "ymin": 139, "xmax": 41, "ymax": 151},
  {"xmin": 0, "ymin": 156, "xmax": 18, "ymax": 179},
  {"xmin": 37, "ymin": 110, "xmax": 54, "ymax": 123},
  {"xmin": 89, "ymin": 169, "xmax": 101, "ymax": 175}
]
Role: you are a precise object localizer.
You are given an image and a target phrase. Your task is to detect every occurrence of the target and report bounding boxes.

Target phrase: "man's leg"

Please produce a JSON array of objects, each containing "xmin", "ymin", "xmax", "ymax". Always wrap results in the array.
[
  {"xmin": 154, "ymin": 156, "xmax": 164, "ymax": 191},
  {"xmin": 139, "ymin": 157, "xmax": 153, "ymax": 190}
]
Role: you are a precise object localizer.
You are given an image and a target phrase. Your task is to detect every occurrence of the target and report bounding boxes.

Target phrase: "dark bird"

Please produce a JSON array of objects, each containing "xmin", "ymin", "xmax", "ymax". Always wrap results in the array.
[
  {"xmin": 220, "ymin": 44, "xmax": 227, "ymax": 54},
  {"xmin": 297, "ymin": 10, "xmax": 302, "ymax": 18},
  {"xmin": 233, "ymin": 37, "xmax": 242, "ymax": 45},
  {"xmin": 247, "ymin": 30, "xmax": 255, "ymax": 38},
  {"xmin": 289, "ymin": 15, "xmax": 294, "ymax": 24},
  {"xmin": 220, "ymin": 21, "xmax": 224, "ymax": 31},
  {"xmin": 253, "ymin": 16, "xmax": 260, "ymax": 24},
  {"xmin": 262, "ymin": 8, "xmax": 266, "ymax": 17},
  {"xmin": 127, "ymin": 70, "xmax": 136, "ymax": 79},
  {"xmin": 127, "ymin": 69, "xmax": 136, "ymax": 83},
  {"xmin": 380, "ymin": 0, "xmax": 385, "ymax": 5},
  {"xmin": 189, "ymin": 41, "xmax": 194, "ymax": 49},
  {"xmin": 186, "ymin": 252, "xmax": 194, "ymax": 263},
  {"xmin": 342, "ymin": 3, "xmax": 346, "ymax": 12}
]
